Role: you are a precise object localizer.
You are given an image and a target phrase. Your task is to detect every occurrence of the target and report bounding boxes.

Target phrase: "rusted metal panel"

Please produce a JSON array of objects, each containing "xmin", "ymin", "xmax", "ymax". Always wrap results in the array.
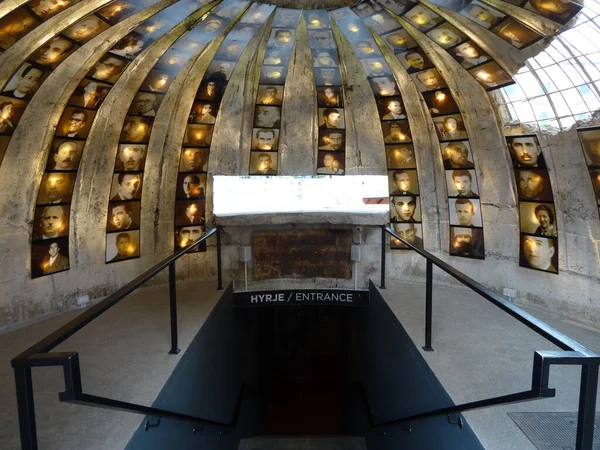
[{"xmin": 252, "ymin": 229, "xmax": 352, "ymax": 280}]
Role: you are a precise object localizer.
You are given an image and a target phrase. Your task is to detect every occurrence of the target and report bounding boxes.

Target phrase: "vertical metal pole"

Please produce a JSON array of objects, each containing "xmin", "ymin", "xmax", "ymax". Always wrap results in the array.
[
  {"xmin": 168, "ymin": 261, "xmax": 180, "ymax": 355},
  {"xmin": 216, "ymin": 227, "xmax": 223, "ymax": 290},
  {"xmin": 14, "ymin": 365, "xmax": 38, "ymax": 449},
  {"xmin": 423, "ymin": 259, "xmax": 434, "ymax": 352},
  {"xmin": 380, "ymin": 226, "xmax": 386, "ymax": 289},
  {"xmin": 575, "ymin": 364, "xmax": 599, "ymax": 450}
]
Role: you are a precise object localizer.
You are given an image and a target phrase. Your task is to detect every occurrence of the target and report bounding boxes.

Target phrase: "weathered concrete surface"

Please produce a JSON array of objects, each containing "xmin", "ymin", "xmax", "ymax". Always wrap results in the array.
[
  {"xmin": 419, "ymin": 0, "xmax": 525, "ymax": 75},
  {"xmin": 0, "ymin": 0, "xmax": 115, "ymax": 88},
  {"xmin": 278, "ymin": 15, "xmax": 317, "ymax": 175},
  {"xmin": 0, "ymin": 0, "xmax": 31, "ymax": 20},
  {"xmin": 0, "ymin": 0, "xmax": 179, "ymax": 325},
  {"xmin": 373, "ymin": 28, "xmax": 447, "ymax": 253},
  {"xmin": 333, "ymin": 21, "xmax": 387, "ymax": 176},
  {"xmin": 481, "ymin": 0, "xmax": 563, "ymax": 35}
]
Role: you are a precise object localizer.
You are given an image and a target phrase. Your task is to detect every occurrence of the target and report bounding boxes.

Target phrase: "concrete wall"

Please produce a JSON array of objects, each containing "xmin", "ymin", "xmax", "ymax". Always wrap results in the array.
[{"xmin": 0, "ymin": 3, "xmax": 598, "ymax": 331}]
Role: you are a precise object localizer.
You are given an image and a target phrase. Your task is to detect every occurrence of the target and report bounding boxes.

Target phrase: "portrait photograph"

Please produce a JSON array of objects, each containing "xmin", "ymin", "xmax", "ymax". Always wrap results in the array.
[
  {"xmin": 137, "ymin": 17, "xmax": 176, "ymax": 41},
  {"xmin": 329, "ymin": 7, "xmax": 355, "ymax": 23},
  {"xmin": 378, "ymin": 0, "xmax": 418, "ymax": 15},
  {"xmin": 460, "ymin": 1, "xmax": 505, "ymax": 29},
  {"xmin": 386, "ymin": 144, "xmax": 416, "ymax": 169},
  {"xmin": 445, "ymin": 168, "xmax": 480, "ymax": 197},
  {"xmin": 377, "ymin": 97, "xmax": 406, "ymax": 121},
  {"xmin": 128, "ymin": 92, "xmax": 163, "ymax": 117},
  {"xmin": 492, "ymin": 18, "xmax": 543, "ymax": 49},
  {"xmin": 47, "ymin": 139, "xmax": 84, "ymax": 171},
  {"xmin": 115, "ymin": 144, "xmax": 147, "ymax": 172},
  {"xmin": 382, "ymin": 120, "xmax": 412, "ymax": 144},
  {"xmin": 0, "ymin": 136, "xmax": 9, "ymax": 165},
  {"xmin": 160, "ymin": 50, "xmax": 191, "ymax": 69},
  {"xmin": 214, "ymin": 39, "xmax": 245, "ymax": 61},
  {"xmin": 257, "ymin": 85, "xmax": 283, "ymax": 106},
  {"xmin": 469, "ymin": 61, "xmax": 514, "ymax": 90},
  {"xmin": 426, "ymin": 23, "xmax": 468, "ymax": 49},
  {"xmin": 0, "ymin": 95, "xmax": 27, "ymax": 135},
  {"xmin": 56, "ymin": 107, "xmax": 95, "ymax": 139},
  {"xmin": 577, "ymin": 128, "xmax": 600, "ymax": 166},
  {"xmin": 319, "ymin": 107, "xmax": 345, "ymax": 129},
  {"xmin": 176, "ymin": 173, "xmax": 207, "ymax": 199},
  {"xmin": 449, "ymin": 226, "xmax": 484, "ymax": 259},
  {"xmin": 411, "ymin": 68, "xmax": 448, "ymax": 92},
  {"xmin": 272, "ymin": 9, "xmax": 302, "ymax": 27},
  {"xmin": 351, "ymin": 1, "xmax": 383, "ymax": 17},
  {"xmin": 196, "ymin": 79, "xmax": 226, "ymax": 101},
  {"xmin": 106, "ymin": 229, "xmax": 140, "ymax": 263},
  {"xmin": 37, "ymin": 172, "xmax": 76, "ymax": 205},
  {"xmin": 309, "ymin": 30, "xmax": 335, "ymax": 49},
  {"xmin": 120, "ymin": 116, "xmax": 153, "ymax": 143},
  {"xmin": 390, "ymin": 195, "xmax": 421, "ymax": 222},
  {"xmin": 434, "ymin": 114, "xmax": 468, "ymax": 141},
  {"xmin": 141, "ymin": 70, "xmax": 172, "ymax": 93},
  {"xmin": 589, "ymin": 169, "xmax": 600, "ymax": 202},
  {"xmin": 175, "ymin": 199, "xmax": 206, "ymax": 226},
  {"xmin": 110, "ymin": 172, "xmax": 142, "ymax": 201},
  {"xmin": 441, "ymin": 140, "xmax": 474, "ymax": 169},
  {"xmin": 381, "ymin": 29, "xmax": 418, "ymax": 52},
  {"xmin": 397, "ymin": 49, "xmax": 434, "ymax": 74},
  {"xmin": 180, "ymin": 147, "xmax": 209, "ymax": 172},
  {"xmin": 242, "ymin": 3, "xmax": 275, "ymax": 24},
  {"xmin": 430, "ymin": 0, "xmax": 471, "ymax": 12},
  {"xmin": 254, "ymin": 105, "xmax": 281, "ymax": 128},
  {"xmin": 264, "ymin": 47, "xmax": 292, "ymax": 67},
  {"xmin": 63, "ymin": 14, "xmax": 110, "ymax": 43},
  {"xmin": 452, "ymin": 40, "xmax": 490, "ymax": 69},
  {"xmin": 318, "ymin": 129, "xmax": 345, "ymax": 151},
  {"xmin": 31, "ymin": 237, "xmax": 69, "ymax": 278},
  {"xmin": 109, "ymin": 32, "xmax": 146, "ymax": 60},
  {"xmin": 30, "ymin": 0, "xmax": 75, "ymax": 20},
  {"xmin": 422, "ymin": 89, "xmax": 459, "ymax": 116},
  {"xmin": 33, "ymin": 204, "xmax": 70, "ymax": 240},
  {"xmin": 519, "ymin": 201, "xmax": 558, "ymax": 236},
  {"xmin": 339, "ymin": 20, "xmax": 371, "ymax": 40},
  {"xmin": 90, "ymin": 54, "xmax": 128, "ymax": 83},
  {"xmin": 388, "ymin": 169, "xmax": 419, "ymax": 195},
  {"xmin": 269, "ymin": 28, "xmax": 296, "ymax": 48},
  {"xmin": 506, "ymin": 134, "xmax": 546, "ymax": 168},
  {"xmin": 404, "ymin": 5, "xmax": 444, "ymax": 31},
  {"xmin": 189, "ymin": 101, "xmax": 218, "ymax": 124},
  {"xmin": 317, "ymin": 151, "xmax": 345, "ymax": 175},
  {"xmin": 390, "ymin": 222, "xmax": 423, "ymax": 250},
  {"xmin": 69, "ymin": 78, "xmax": 110, "ymax": 109},
  {"xmin": 228, "ymin": 24, "xmax": 259, "ymax": 43},
  {"xmin": 370, "ymin": 76, "xmax": 400, "ymax": 97},
  {"xmin": 361, "ymin": 58, "xmax": 392, "ymax": 78},
  {"xmin": 515, "ymin": 168, "xmax": 554, "ymax": 202},
  {"xmin": 205, "ymin": 60, "xmax": 235, "ymax": 82},
  {"xmin": 252, "ymin": 128, "xmax": 280, "ymax": 151},
  {"xmin": 449, "ymin": 198, "xmax": 483, "ymax": 227},
  {"xmin": 30, "ymin": 36, "xmax": 77, "ymax": 68},
  {"xmin": 260, "ymin": 66, "xmax": 287, "ymax": 85},
  {"xmin": 175, "ymin": 226, "xmax": 206, "ymax": 252},
  {"xmin": 520, "ymin": 234, "xmax": 558, "ymax": 273},
  {"xmin": 313, "ymin": 49, "xmax": 340, "ymax": 68},
  {"xmin": 0, "ymin": 8, "xmax": 40, "ymax": 50},
  {"xmin": 197, "ymin": 18, "xmax": 225, "ymax": 36},
  {"xmin": 524, "ymin": 0, "xmax": 582, "ymax": 25},
  {"xmin": 3, "ymin": 64, "xmax": 48, "ymax": 100},
  {"xmin": 317, "ymin": 87, "xmax": 343, "ymax": 107},
  {"xmin": 315, "ymin": 68, "xmax": 342, "ymax": 87},
  {"xmin": 304, "ymin": 11, "xmax": 330, "ymax": 29},
  {"xmin": 98, "ymin": 2, "xmax": 141, "ymax": 24},
  {"xmin": 352, "ymin": 39, "xmax": 382, "ymax": 58},
  {"xmin": 184, "ymin": 124, "xmax": 213, "ymax": 147},
  {"xmin": 107, "ymin": 200, "xmax": 140, "ymax": 232},
  {"xmin": 250, "ymin": 151, "xmax": 278, "ymax": 175},
  {"xmin": 363, "ymin": 12, "xmax": 401, "ymax": 34},
  {"xmin": 215, "ymin": 0, "xmax": 248, "ymax": 19}
]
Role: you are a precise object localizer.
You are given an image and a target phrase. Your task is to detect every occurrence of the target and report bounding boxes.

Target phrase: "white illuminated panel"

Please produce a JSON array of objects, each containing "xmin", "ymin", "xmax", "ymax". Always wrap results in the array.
[{"xmin": 213, "ymin": 175, "xmax": 389, "ymax": 221}]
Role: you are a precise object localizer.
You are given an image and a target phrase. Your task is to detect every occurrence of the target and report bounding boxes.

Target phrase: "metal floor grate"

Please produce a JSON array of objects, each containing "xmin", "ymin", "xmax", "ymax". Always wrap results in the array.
[{"xmin": 508, "ymin": 412, "xmax": 600, "ymax": 450}]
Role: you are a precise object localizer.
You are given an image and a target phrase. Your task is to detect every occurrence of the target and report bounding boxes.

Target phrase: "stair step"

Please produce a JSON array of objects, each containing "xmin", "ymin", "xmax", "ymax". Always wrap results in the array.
[{"xmin": 238, "ymin": 435, "xmax": 367, "ymax": 450}]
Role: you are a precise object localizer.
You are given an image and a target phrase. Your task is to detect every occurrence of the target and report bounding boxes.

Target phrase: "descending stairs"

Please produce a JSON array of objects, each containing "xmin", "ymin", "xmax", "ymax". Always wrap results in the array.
[{"xmin": 238, "ymin": 435, "xmax": 367, "ymax": 450}]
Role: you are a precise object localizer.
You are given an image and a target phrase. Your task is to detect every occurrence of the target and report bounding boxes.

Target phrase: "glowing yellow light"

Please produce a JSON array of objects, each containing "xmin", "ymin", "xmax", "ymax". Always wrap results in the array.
[
  {"xmin": 146, "ymin": 25, "xmax": 157, "ymax": 33},
  {"xmin": 194, "ymin": 131, "xmax": 204, "ymax": 139},
  {"xmin": 189, "ymin": 204, "xmax": 198, "ymax": 214},
  {"xmin": 380, "ymin": 89, "xmax": 390, "ymax": 95},
  {"xmin": 127, "ymin": 244, "xmax": 136, "ymax": 255},
  {"xmin": 435, "ymin": 91, "xmax": 446, "ymax": 101},
  {"xmin": 476, "ymin": 70, "xmax": 491, "ymax": 82},
  {"xmin": 254, "ymin": 13, "xmax": 262, "ymax": 19},
  {"xmin": 348, "ymin": 23, "xmax": 359, "ymax": 32},
  {"xmin": 311, "ymin": 19, "xmax": 320, "ymax": 26},
  {"xmin": 454, "ymin": 180, "xmax": 462, "ymax": 190},
  {"xmin": 157, "ymin": 77, "xmax": 168, "ymax": 87}
]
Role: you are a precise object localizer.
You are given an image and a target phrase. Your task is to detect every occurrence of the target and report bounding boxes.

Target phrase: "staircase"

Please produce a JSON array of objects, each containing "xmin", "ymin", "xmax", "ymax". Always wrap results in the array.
[{"xmin": 239, "ymin": 436, "xmax": 367, "ymax": 450}]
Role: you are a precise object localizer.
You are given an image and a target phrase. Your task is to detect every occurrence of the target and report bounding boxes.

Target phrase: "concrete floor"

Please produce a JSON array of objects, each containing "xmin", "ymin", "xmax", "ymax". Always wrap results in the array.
[
  {"xmin": 1, "ymin": 279, "xmax": 599, "ymax": 449},
  {"xmin": 380, "ymin": 281, "xmax": 600, "ymax": 450}
]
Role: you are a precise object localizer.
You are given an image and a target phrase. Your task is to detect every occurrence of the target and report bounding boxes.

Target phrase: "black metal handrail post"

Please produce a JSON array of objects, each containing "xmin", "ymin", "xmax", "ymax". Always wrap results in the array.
[
  {"xmin": 423, "ymin": 259, "xmax": 433, "ymax": 352},
  {"xmin": 13, "ymin": 365, "xmax": 36, "ymax": 450},
  {"xmin": 577, "ymin": 364, "xmax": 599, "ymax": 450},
  {"xmin": 380, "ymin": 226, "xmax": 386, "ymax": 289},
  {"xmin": 216, "ymin": 226, "xmax": 223, "ymax": 290},
  {"xmin": 168, "ymin": 261, "xmax": 180, "ymax": 355}
]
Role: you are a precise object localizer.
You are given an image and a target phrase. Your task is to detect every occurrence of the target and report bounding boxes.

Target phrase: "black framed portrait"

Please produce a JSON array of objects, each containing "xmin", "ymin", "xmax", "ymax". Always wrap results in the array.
[
  {"xmin": 31, "ymin": 237, "xmax": 70, "ymax": 278},
  {"xmin": 106, "ymin": 229, "xmax": 140, "ymax": 263}
]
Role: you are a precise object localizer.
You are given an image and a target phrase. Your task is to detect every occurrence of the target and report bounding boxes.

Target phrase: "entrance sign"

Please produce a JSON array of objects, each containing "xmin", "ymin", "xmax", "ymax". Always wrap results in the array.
[{"xmin": 234, "ymin": 289, "xmax": 369, "ymax": 307}]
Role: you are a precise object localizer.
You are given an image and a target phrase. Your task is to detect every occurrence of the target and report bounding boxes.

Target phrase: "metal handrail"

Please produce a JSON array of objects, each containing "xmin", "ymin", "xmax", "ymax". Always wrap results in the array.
[
  {"xmin": 380, "ymin": 226, "xmax": 600, "ymax": 450},
  {"xmin": 12, "ymin": 227, "xmax": 225, "ymax": 450}
]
